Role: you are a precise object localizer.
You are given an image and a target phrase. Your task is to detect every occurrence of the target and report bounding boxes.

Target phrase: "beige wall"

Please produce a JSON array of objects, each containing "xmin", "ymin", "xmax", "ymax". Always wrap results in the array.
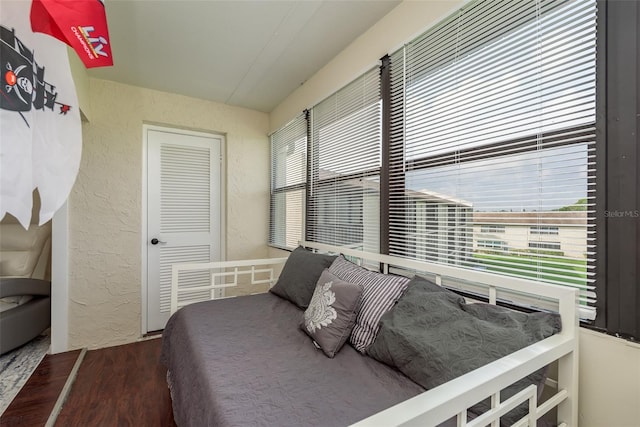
[
  {"xmin": 68, "ymin": 78, "xmax": 269, "ymax": 349},
  {"xmin": 579, "ymin": 329, "xmax": 640, "ymax": 426},
  {"xmin": 67, "ymin": 48, "xmax": 91, "ymax": 122}
]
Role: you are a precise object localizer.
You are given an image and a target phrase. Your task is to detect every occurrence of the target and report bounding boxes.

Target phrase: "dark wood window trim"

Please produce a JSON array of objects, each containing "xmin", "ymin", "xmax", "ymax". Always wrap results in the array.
[
  {"xmin": 594, "ymin": 0, "xmax": 640, "ymax": 340},
  {"xmin": 304, "ymin": 109, "xmax": 314, "ymax": 241},
  {"xmin": 380, "ymin": 55, "xmax": 391, "ymax": 255}
]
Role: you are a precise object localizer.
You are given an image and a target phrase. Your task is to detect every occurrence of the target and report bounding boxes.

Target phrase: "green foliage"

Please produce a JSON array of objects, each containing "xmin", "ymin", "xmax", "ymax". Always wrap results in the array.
[{"xmin": 556, "ymin": 198, "xmax": 587, "ymax": 211}]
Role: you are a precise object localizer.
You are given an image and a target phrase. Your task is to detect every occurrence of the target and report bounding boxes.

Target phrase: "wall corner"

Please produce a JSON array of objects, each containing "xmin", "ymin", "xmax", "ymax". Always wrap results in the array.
[{"xmin": 68, "ymin": 47, "xmax": 92, "ymax": 123}]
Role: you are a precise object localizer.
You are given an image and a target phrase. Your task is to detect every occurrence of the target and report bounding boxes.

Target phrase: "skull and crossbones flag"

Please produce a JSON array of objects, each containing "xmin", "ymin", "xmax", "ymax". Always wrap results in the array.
[{"xmin": 0, "ymin": 0, "xmax": 83, "ymax": 228}]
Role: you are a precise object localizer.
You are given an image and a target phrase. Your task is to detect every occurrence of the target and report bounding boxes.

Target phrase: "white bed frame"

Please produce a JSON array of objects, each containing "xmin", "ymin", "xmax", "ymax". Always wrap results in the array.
[{"xmin": 170, "ymin": 241, "xmax": 579, "ymax": 427}]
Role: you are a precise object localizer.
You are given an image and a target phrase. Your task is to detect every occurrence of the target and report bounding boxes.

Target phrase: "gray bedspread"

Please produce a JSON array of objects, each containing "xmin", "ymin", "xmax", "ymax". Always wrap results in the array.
[{"xmin": 160, "ymin": 292, "xmax": 430, "ymax": 427}]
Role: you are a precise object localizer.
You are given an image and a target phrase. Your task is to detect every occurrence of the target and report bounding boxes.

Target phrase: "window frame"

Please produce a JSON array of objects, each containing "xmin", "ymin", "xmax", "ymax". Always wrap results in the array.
[
  {"xmin": 268, "ymin": 113, "xmax": 308, "ymax": 250},
  {"xmin": 305, "ymin": 67, "xmax": 382, "ymax": 252},
  {"xmin": 384, "ymin": 0, "xmax": 598, "ymax": 319},
  {"xmin": 269, "ymin": 0, "xmax": 639, "ymax": 341},
  {"xmin": 593, "ymin": 0, "xmax": 640, "ymax": 339}
]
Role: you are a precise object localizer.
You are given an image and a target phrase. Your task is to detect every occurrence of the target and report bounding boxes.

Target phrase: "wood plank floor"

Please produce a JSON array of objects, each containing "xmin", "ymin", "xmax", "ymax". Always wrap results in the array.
[
  {"xmin": 1, "ymin": 349, "xmax": 81, "ymax": 427},
  {"xmin": 1, "ymin": 338, "xmax": 175, "ymax": 427},
  {"xmin": 55, "ymin": 338, "xmax": 175, "ymax": 426}
]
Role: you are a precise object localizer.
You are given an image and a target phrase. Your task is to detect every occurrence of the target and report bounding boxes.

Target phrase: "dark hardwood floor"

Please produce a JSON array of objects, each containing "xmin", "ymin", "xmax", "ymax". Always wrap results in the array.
[
  {"xmin": 1, "ymin": 349, "xmax": 81, "ymax": 427},
  {"xmin": 55, "ymin": 338, "xmax": 175, "ymax": 426},
  {"xmin": 1, "ymin": 338, "xmax": 175, "ymax": 427}
]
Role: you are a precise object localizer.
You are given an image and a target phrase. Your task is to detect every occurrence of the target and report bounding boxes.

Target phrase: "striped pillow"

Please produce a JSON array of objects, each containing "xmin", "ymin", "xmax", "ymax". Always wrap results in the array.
[{"xmin": 328, "ymin": 255, "xmax": 409, "ymax": 353}]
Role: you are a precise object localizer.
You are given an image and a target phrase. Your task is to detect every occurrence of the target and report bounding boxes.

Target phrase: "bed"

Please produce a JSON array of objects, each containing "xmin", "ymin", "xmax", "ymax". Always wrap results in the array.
[{"xmin": 161, "ymin": 241, "xmax": 579, "ymax": 427}]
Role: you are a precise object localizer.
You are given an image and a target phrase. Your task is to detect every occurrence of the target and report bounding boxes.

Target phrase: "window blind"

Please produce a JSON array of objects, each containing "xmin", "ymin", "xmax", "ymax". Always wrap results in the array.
[
  {"xmin": 388, "ymin": 0, "xmax": 597, "ymax": 319},
  {"xmin": 269, "ymin": 114, "xmax": 307, "ymax": 249},
  {"xmin": 307, "ymin": 67, "xmax": 381, "ymax": 252}
]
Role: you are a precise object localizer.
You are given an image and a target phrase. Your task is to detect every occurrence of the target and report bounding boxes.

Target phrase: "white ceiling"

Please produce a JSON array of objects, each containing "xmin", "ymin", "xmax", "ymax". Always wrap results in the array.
[{"xmin": 88, "ymin": 0, "xmax": 400, "ymax": 113}]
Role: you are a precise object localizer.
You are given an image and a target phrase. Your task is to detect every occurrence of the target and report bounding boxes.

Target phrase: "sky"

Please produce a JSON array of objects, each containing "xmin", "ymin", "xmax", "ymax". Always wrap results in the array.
[{"xmin": 403, "ymin": 0, "xmax": 596, "ymax": 212}]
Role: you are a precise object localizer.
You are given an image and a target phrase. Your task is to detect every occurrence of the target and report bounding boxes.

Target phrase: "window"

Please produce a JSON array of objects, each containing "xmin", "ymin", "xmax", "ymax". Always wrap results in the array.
[
  {"xmin": 477, "ymin": 240, "xmax": 508, "ymax": 250},
  {"xmin": 530, "ymin": 226, "xmax": 560, "ymax": 235},
  {"xmin": 270, "ymin": 0, "xmax": 640, "ymax": 340},
  {"xmin": 528, "ymin": 241, "xmax": 562, "ymax": 251},
  {"xmin": 307, "ymin": 67, "xmax": 381, "ymax": 252},
  {"xmin": 387, "ymin": 0, "xmax": 597, "ymax": 319},
  {"xmin": 269, "ymin": 114, "xmax": 307, "ymax": 249},
  {"xmin": 480, "ymin": 225, "xmax": 506, "ymax": 233}
]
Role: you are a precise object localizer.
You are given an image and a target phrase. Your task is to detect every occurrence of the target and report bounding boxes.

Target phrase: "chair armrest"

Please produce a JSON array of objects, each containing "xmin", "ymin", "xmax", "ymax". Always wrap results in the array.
[{"xmin": 0, "ymin": 278, "xmax": 51, "ymax": 298}]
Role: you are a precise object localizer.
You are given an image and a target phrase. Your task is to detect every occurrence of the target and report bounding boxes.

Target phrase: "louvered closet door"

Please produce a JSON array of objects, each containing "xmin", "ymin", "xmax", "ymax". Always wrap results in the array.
[{"xmin": 146, "ymin": 128, "xmax": 222, "ymax": 332}]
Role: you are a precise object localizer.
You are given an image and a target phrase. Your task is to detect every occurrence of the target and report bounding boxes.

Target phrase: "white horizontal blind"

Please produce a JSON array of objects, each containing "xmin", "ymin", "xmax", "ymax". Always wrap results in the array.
[
  {"xmin": 269, "ymin": 114, "xmax": 307, "ymax": 249},
  {"xmin": 308, "ymin": 67, "xmax": 381, "ymax": 252},
  {"xmin": 389, "ymin": 0, "xmax": 597, "ymax": 319}
]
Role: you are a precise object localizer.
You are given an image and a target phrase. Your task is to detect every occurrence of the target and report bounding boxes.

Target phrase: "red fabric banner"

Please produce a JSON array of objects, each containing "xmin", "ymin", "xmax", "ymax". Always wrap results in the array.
[{"xmin": 30, "ymin": 0, "xmax": 113, "ymax": 68}]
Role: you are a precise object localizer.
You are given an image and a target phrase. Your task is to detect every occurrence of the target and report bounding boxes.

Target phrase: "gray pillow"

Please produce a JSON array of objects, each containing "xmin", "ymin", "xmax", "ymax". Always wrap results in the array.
[
  {"xmin": 328, "ymin": 255, "xmax": 409, "ymax": 353},
  {"xmin": 269, "ymin": 246, "xmax": 337, "ymax": 309},
  {"xmin": 367, "ymin": 275, "xmax": 561, "ymax": 425},
  {"xmin": 301, "ymin": 269, "xmax": 363, "ymax": 358}
]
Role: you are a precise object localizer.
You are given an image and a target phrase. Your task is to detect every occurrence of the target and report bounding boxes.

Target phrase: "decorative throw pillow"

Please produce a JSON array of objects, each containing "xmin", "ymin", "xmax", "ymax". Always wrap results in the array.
[
  {"xmin": 269, "ymin": 246, "xmax": 337, "ymax": 309},
  {"xmin": 301, "ymin": 269, "xmax": 363, "ymax": 358},
  {"xmin": 328, "ymin": 255, "xmax": 409, "ymax": 353},
  {"xmin": 367, "ymin": 275, "xmax": 562, "ymax": 425}
]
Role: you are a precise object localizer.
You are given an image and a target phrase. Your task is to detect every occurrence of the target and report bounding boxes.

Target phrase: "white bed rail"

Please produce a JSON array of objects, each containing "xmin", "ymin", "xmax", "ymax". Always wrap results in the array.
[
  {"xmin": 170, "ymin": 242, "xmax": 579, "ymax": 427},
  {"xmin": 170, "ymin": 257, "xmax": 288, "ymax": 314}
]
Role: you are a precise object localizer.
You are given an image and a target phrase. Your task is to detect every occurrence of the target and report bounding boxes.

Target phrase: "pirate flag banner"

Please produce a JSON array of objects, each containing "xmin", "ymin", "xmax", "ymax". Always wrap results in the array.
[
  {"xmin": 0, "ymin": 0, "xmax": 82, "ymax": 229},
  {"xmin": 30, "ymin": 0, "xmax": 113, "ymax": 68}
]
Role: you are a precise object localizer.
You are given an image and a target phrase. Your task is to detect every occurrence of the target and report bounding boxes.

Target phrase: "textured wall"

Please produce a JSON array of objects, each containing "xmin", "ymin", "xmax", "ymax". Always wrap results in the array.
[
  {"xmin": 579, "ymin": 329, "xmax": 640, "ymax": 426},
  {"xmin": 68, "ymin": 78, "xmax": 269, "ymax": 349},
  {"xmin": 67, "ymin": 48, "xmax": 91, "ymax": 122}
]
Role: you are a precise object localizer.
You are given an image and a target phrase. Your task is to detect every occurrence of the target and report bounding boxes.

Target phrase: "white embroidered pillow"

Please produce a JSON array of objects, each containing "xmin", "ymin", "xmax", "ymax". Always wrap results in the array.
[{"xmin": 301, "ymin": 269, "xmax": 363, "ymax": 358}]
